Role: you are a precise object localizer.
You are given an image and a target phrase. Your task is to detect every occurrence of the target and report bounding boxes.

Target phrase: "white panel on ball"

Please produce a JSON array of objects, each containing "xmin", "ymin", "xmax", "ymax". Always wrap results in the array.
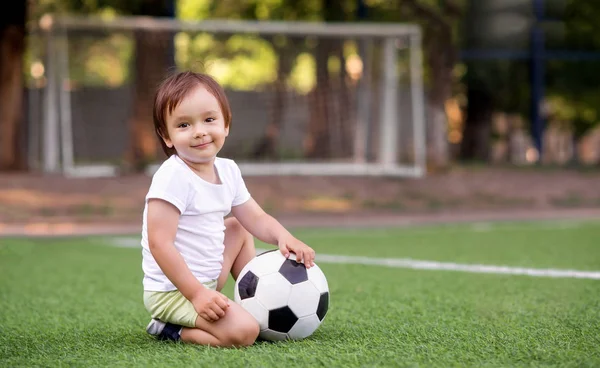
[
  {"xmin": 287, "ymin": 314, "xmax": 322, "ymax": 340},
  {"xmin": 254, "ymin": 272, "xmax": 293, "ymax": 310},
  {"xmin": 307, "ymin": 264, "xmax": 329, "ymax": 293},
  {"xmin": 260, "ymin": 329, "xmax": 288, "ymax": 342},
  {"xmin": 240, "ymin": 298, "xmax": 270, "ymax": 331},
  {"xmin": 248, "ymin": 250, "xmax": 286, "ymax": 277},
  {"xmin": 287, "ymin": 281, "xmax": 321, "ymax": 318}
]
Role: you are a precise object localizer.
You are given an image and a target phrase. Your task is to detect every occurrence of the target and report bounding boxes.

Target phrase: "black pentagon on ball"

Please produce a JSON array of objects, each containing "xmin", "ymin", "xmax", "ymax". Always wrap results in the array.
[
  {"xmin": 237, "ymin": 271, "xmax": 259, "ymax": 300},
  {"xmin": 317, "ymin": 292, "xmax": 329, "ymax": 321},
  {"xmin": 278, "ymin": 259, "xmax": 308, "ymax": 284},
  {"xmin": 268, "ymin": 306, "xmax": 299, "ymax": 333}
]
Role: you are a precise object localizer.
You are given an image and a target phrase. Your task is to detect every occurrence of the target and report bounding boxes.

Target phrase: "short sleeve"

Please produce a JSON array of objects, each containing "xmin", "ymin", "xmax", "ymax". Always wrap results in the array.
[
  {"xmin": 146, "ymin": 164, "xmax": 190, "ymax": 214},
  {"xmin": 231, "ymin": 161, "xmax": 251, "ymax": 207}
]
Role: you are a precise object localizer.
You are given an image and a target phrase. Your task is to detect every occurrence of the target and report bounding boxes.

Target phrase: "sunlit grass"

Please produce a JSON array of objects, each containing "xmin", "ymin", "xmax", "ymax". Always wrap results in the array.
[{"xmin": 1, "ymin": 221, "xmax": 599, "ymax": 367}]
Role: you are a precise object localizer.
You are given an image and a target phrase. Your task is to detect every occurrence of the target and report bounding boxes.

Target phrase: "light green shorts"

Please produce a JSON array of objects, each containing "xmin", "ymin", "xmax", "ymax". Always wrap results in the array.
[{"xmin": 143, "ymin": 279, "xmax": 218, "ymax": 328}]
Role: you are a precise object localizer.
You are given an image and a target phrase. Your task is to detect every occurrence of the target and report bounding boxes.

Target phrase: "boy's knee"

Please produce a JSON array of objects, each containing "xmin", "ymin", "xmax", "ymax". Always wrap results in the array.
[
  {"xmin": 225, "ymin": 217, "xmax": 245, "ymax": 233},
  {"xmin": 225, "ymin": 217, "xmax": 253, "ymax": 245},
  {"xmin": 228, "ymin": 319, "xmax": 260, "ymax": 347}
]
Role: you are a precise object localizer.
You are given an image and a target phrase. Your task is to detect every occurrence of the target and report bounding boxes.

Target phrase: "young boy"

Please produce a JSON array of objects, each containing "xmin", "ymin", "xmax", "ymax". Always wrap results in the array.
[{"xmin": 142, "ymin": 71, "xmax": 316, "ymax": 347}]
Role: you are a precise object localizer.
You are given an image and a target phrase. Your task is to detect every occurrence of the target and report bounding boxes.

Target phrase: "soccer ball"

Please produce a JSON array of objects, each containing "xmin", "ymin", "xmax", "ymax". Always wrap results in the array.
[{"xmin": 234, "ymin": 249, "xmax": 329, "ymax": 341}]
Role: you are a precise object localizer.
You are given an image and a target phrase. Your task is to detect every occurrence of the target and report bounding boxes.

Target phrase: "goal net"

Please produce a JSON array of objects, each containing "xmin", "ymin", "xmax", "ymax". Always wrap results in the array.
[{"xmin": 27, "ymin": 15, "xmax": 426, "ymax": 177}]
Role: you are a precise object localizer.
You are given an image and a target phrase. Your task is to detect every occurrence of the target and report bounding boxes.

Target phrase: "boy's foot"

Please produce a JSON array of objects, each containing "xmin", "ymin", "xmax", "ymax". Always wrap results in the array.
[{"xmin": 146, "ymin": 318, "xmax": 183, "ymax": 342}]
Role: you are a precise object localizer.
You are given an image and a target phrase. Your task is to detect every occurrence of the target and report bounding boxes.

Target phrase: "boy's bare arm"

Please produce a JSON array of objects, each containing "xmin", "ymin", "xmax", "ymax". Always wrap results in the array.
[
  {"xmin": 231, "ymin": 198, "xmax": 315, "ymax": 267},
  {"xmin": 231, "ymin": 198, "xmax": 289, "ymax": 245},
  {"xmin": 147, "ymin": 199, "xmax": 229, "ymax": 318}
]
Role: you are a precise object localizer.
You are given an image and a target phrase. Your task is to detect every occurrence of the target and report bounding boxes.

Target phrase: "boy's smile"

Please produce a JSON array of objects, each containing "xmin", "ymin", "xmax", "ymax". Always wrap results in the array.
[{"xmin": 191, "ymin": 140, "xmax": 214, "ymax": 149}]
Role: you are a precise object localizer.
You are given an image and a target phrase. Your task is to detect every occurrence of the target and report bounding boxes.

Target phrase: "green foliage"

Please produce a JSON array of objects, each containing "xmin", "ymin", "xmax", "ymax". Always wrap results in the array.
[
  {"xmin": 563, "ymin": 0, "xmax": 600, "ymax": 50},
  {"xmin": 27, "ymin": 0, "xmax": 600, "ymax": 138},
  {"xmin": 68, "ymin": 34, "xmax": 134, "ymax": 86},
  {"xmin": 544, "ymin": 0, "xmax": 600, "ymax": 137},
  {"xmin": 30, "ymin": 0, "xmax": 144, "ymax": 19},
  {"xmin": 204, "ymin": 0, "xmax": 324, "ymax": 21},
  {"xmin": 28, "ymin": 0, "xmax": 464, "ymax": 93},
  {"xmin": 27, "ymin": 0, "xmax": 344, "ymax": 92},
  {"xmin": 176, "ymin": 0, "xmax": 212, "ymax": 20},
  {"xmin": 28, "ymin": 0, "xmax": 145, "ymax": 87},
  {"xmin": 176, "ymin": 0, "xmax": 348, "ymax": 92}
]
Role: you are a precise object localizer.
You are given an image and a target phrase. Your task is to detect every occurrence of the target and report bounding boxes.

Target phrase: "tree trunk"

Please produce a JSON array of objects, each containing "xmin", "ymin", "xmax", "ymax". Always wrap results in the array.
[
  {"xmin": 125, "ymin": 32, "xmax": 172, "ymax": 171},
  {"xmin": 399, "ymin": 0, "xmax": 462, "ymax": 169},
  {"xmin": 251, "ymin": 75, "xmax": 285, "ymax": 160},
  {"xmin": 427, "ymin": 92, "xmax": 450, "ymax": 168},
  {"xmin": 125, "ymin": 0, "xmax": 174, "ymax": 172},
  {"xmin": 303, "ymin": 0, "xmax": 345, "ymax": 159},
  {"xmin": 460, "ymin": 85, "xmax": 493, "ymax": 161},
  {"xmin": 305, "ymin": 38, "xmax": 333, "ymax": 159},
  {"xmin": 426, "ymin": 38, "xmax": 453, "ymax": 169},
  {"xmin": 251, "ymin": 41, "xmax": 293, "ymax": 159},
  {"xmin": 0, "ymin": 4, "xmax": 26, "ymax": 171},
  {"xmin": 459, "ymin": 0, "xmax": 495, "ymax": 163},
  {"xmin": 335, "ymin": 44, "xmax": 353, "ymax": 158}
]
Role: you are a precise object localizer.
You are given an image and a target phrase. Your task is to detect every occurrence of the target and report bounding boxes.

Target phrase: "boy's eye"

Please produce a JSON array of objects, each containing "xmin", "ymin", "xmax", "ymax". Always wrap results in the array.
[
  {"xmin": 205, "ymin": 117, "xmax": 215, "ymax": 123},
  {"xmin": 178, "ymin": 122, "xmax": 190, "ymax": 128}
]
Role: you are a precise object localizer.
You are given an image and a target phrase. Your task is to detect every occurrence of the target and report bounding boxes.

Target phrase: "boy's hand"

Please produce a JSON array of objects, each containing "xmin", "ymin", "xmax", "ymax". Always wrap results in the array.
[
  {"xmin": 278, "ymin": 235, "xmax": 316, "ymax": 268},
  {"xmin": 191, "ymin": 288, "xmax": 230, "ymax": 322}
]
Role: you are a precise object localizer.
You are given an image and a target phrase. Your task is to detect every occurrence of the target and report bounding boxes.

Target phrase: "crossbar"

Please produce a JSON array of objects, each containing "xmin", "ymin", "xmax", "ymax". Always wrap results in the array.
[{"xmin": 44, "ymin": 15, "xmax": 420, "ymax": 38}]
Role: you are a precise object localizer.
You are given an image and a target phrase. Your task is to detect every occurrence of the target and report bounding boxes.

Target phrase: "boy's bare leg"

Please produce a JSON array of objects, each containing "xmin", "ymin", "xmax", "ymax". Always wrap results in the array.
[
  {"xmin": 180, "ymin": 327, "xmax": 221, "ymax": 346},
  {"xmin": 180, "ymin": 217, "xmax": 259, "ymax": 347},
  {"xmin": 218, "ymin": 217, "xmax": 256, "ymax": 290},
  {"xmin": 180, "ymin": 302, "xmax": 259, "ymax": 347}
]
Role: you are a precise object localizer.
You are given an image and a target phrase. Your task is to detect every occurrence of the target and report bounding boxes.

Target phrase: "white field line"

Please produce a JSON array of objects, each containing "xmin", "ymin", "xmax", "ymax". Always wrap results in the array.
[
  {"xmin": 254, "ymin": 249, "xmax": 600, "ymax": 280},
  {"xmin": 312, "ymin": 254, "xmax": 600, "ymax": 279},
  {"xmin": 110, "ymin": 238, "xmax": 600, "ymax": 280}
]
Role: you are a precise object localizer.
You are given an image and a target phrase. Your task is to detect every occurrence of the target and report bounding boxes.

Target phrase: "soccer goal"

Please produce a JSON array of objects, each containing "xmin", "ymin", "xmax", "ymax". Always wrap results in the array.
[{"xmin": 27, "ymin": 15, "xmax": 426, "ymax": 178}]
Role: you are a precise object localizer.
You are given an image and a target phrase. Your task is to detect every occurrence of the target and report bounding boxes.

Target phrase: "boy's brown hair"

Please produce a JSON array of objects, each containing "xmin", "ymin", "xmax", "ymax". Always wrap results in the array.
[{"xmin": 153, "ymin": 71, "xmax": 232, "ymax": 157}]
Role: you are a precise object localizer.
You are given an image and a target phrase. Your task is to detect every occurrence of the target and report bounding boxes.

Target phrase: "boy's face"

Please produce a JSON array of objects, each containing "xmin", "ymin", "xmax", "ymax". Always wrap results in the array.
[{"xmin": 162, "ymin": 85, "xmax": 229, "ymax": 165}]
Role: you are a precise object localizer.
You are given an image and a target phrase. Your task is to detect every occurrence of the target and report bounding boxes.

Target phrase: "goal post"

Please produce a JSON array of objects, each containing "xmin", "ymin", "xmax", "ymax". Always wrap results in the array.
[{"xmin": 28, "ymin": 15, "xmax": 426, "ymax": 178}]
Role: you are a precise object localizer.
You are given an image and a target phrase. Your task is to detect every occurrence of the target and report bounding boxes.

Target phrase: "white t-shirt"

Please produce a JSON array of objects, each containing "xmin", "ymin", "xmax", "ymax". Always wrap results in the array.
[{"xmin": 141, "ymin": 155, "xmax": 251, "ymax": 292}]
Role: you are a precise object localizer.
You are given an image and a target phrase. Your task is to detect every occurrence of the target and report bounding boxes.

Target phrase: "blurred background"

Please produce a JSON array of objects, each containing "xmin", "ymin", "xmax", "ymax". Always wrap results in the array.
[{"xmin": 1, "ymin": 0, "xmax": 600, "ymax": 230}]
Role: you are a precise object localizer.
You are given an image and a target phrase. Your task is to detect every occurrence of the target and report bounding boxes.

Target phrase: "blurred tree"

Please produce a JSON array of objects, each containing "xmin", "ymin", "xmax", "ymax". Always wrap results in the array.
[
  {"xmin": 0, "ymin": 0, "xmax": 26, "ymax": 170},
  {"xmin": 460, "ymin": 58, "xmax": 530, "ymax": 161},
  {"xmin": 459, "ymin": 0, "xmax": 543, "ymax": 162},
  {"xmin": 28, "ymin": 0, "xmax": 468, "ymax": 167},
  {"xmin": 29, "ymin": 0, "xmax": 175, "ymax": 171},
  {"xmin": 305, "ymin": 0, "xmax": 355, "ymax": 159},
  {"xmin": 460, "ymin": 0, "xmax": 600, "ymax": 164},
  {"xmin": 184, "ymin": 0, "xmax": 466, "ymax": 164},
  {"xmin": 126, "ymin": 0, "xmax": 176, "ymax": 171},
  {"xmin": 459, "ymin": 0, "xmax": 527, "ymax": 162},
  {"xmin": 204, "ymin": 0, "xmax": 351, "ymax": 160},
  {"xmin": 28, "ymin": 0, "xmax": 600, "ymax": 168},
  {"xmin": 209, "ymin": 0, "xmax": 324, "ymax": 159},
  {"xmin": 249, "ymin": 36, "xmax": 298, "ymax": 159},
  {"xmin": 412, "ymin": 0, "xmax": 464, "ymax": 168},
  {"xmin": 545, "ymin": 0, "xmax": 600, "ymax": 159},
  {"xmin": 365, "ymin": 0, "xmax": 465, "ymax": 168}
]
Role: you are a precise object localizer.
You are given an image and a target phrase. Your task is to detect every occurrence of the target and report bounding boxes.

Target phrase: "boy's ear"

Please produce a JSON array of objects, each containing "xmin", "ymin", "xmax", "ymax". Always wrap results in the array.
[
  {"xmin": 225, "ymin": 126, "xmax": 230, "ymax": 137},
  {"xmin": 158, "ymin": 128, "xmax": 173, "ymax": 148}
]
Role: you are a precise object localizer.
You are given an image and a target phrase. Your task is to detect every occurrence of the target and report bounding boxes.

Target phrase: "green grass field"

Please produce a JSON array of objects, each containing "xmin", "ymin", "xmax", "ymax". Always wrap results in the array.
[{"xmin": 1, "ymin": 220, "xmax": 600, "ymax": 367}]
